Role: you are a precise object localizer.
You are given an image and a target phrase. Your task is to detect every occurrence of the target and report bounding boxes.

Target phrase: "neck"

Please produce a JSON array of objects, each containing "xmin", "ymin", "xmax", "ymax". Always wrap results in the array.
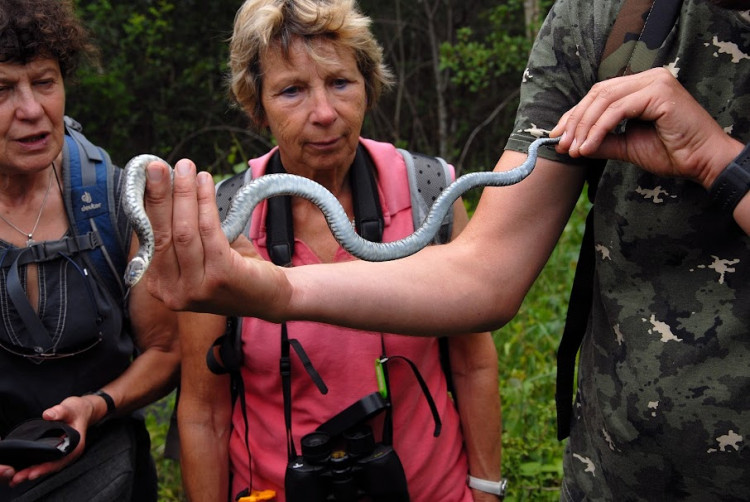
[
  {"xmin": 0, "ymin": 164, "xmax": 55, "ymax": 204},
  {"xmin": 277, "ymin": 153, "xmax": 355, "ymax": 197}
]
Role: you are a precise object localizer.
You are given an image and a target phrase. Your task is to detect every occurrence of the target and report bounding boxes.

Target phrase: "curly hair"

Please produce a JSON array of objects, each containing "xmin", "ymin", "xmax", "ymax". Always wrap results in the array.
[
  {"xmin": 0, "ymin": 0, "xmax": 96, "ymax": 78},
  {"xmin": 229, "ymin": 0, "xmax": 394, "ymax": 130}
]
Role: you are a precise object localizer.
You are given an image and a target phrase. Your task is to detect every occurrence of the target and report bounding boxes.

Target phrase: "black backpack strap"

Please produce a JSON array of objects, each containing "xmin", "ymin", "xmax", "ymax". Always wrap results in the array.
[
  {"xmin": 555, "ymin": 208, "xmax": 597, "ymax": 440},
  {"xmin": 555, "ymin": 0, "xmax": 683, "ymax": 440},
  {"xmin": 351, "ymin": 145, "xmax": 384, "ymax": 242},
  {"xmin": 598, "ymin": 0, "xmax": 683, "ymax": 80},
  {"xmin": 262, "ymin": 152, "xmax": 295, "ymax": 266}
]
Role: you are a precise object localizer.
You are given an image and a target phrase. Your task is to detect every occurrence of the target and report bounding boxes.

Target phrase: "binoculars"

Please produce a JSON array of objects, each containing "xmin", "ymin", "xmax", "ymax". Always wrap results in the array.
[{"xmin": 285, "ymin": 424, "xmax": 410, "ymax": 502}]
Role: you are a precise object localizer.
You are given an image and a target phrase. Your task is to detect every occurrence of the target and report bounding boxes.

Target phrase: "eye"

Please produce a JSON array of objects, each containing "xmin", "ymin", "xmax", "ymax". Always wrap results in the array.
[
  {"xmin": 332, "ymin": 78, "xmax": 350, "ymax": 89},
  {"xmin": 33, "ymin": 79, "xmax": 55, "ymax": 89},
  {"xmin": 280, "ymin": 85, "xmax": 300, "ymax": 97}
]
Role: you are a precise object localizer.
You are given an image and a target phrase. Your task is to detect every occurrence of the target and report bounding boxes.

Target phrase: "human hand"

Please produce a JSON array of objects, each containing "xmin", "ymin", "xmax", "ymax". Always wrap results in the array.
[
  {"xmin": 4, "ymin": 397, "xmax": 92, "ymax": 487},
  {"xmin": 143, "ymin": 159, "xmax": 291, "ymax": 318},
  {"xmin": 550, "ymin": 67, "xmax": 743, "ymax": 189}
]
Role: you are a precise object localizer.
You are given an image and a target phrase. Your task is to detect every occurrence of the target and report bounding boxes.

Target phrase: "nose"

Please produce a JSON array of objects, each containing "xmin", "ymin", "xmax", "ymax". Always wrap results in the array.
[
  {"xmin": 14, "ymin": 85, "xmax": 45, "ymax": 120},
  {"xmin": 310, "ymin": 89, "xmax": 337, "ymax": 126}
]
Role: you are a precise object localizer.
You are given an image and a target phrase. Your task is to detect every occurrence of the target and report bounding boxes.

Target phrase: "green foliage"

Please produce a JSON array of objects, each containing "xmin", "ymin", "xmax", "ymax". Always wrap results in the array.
[
  {"xmin": 440, "ymin": 2, "xmax": 532, "ymax": 92},
  {"xmin": 145, "ymin": 393, "xmax": 184, "ymax": 501},
  {"xmin": 68, "ymin": 0, "xmax": 252, "ymax": 174}
]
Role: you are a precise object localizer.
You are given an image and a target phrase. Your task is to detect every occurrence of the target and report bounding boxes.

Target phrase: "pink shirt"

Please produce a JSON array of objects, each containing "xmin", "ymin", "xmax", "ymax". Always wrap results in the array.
[{"xmin": 229, "ymin": 138, "xmax": 472, "ymax": 502}]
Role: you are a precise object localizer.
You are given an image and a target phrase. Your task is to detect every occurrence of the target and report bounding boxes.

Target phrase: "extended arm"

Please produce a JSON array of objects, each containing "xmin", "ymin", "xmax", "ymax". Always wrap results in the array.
[{"xmin": 143, "ymin": 152, "xmax": 584, "ymax": 335}]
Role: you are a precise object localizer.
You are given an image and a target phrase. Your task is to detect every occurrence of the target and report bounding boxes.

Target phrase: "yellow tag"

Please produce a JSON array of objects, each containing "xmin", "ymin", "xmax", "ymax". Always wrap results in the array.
[{"xmin": 237, "ymin": 489, "xmax": 277, "ymax": 502}]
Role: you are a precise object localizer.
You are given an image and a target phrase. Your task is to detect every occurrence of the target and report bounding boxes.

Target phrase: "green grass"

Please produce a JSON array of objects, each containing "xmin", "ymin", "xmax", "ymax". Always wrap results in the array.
[{"xmin": 145, "ymin": 194, "xmax": 591, "ymax": 501}]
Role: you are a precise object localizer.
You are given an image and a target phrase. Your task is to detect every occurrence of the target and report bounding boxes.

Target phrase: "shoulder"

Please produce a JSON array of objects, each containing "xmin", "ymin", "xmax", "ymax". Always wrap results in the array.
[
  {"xmin": 507, "ymin": 0, "xmax": 622, "ymax": 157},
  {"xmin": 247, "ymin": 148, "xmax": 278, "ymax": 179},
  {"xmin": 360, "ymin": 138, "xmax": 403, "ymax": 167},
  {"xmin": 360, "ymin": 137, "xmax": 410, "ymax": 197}
]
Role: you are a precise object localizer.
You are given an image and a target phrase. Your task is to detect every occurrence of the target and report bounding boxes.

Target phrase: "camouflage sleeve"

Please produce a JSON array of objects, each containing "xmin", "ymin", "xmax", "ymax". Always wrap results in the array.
[{"xmin": 505, "ymin": 0, "xmax": 623, "ymax": 164}]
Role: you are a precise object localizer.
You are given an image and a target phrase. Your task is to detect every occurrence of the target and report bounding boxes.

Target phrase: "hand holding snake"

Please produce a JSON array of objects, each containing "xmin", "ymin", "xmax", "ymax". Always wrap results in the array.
[{"xmin": 123, "ymin": 136, "xmax": 560, "ymax": 287}]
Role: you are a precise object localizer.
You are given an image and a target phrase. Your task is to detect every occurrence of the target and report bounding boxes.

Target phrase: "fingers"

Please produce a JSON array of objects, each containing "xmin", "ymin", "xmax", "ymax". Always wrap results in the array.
[
  {"xmin": 144, "ymin": 158, "xmax": 230, "ymax": 310},
  {"xmin": 9, "ymin": 455, "xmax": 78, "ymax": 487},
  {"xmin": 0, "ymin": 466, "xmax": 13, "ymax": 484},
  {"xmin": 144, "ymin": 160, "xmax": 175, "ymax": 255},
  {"xmin": 144, "ymin": 160, "xmax": 181, "ymax": 306},
  {"xmin": 194, "ymin": 171, "xmax": 232, "ymax": 285},
  {"xmin": 168, "ymin": 160, "xmax": 207, "ymax": 296},
  {"xmin": 551, "ymin": 68, "xmax": 676, "ymax": 157},
  {"xmin": 9, "ymin": 404, "xmax": 87, "ymax": 487}
]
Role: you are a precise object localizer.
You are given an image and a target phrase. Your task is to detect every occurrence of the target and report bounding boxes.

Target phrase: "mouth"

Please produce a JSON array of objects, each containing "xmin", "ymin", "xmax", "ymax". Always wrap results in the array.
[
  {"xmin": 308, "ymin": 137, "xmax": 341, "ymax": 148},
  {"xmin": 18, "ymin": 133, "xmax": 49, "ymax": 144}
]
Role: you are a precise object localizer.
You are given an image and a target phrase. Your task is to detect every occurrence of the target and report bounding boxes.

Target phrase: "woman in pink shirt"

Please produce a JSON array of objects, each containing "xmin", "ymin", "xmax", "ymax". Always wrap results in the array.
[{"xmin": 177, "ymin": 1, "xmax": 502, "ymax": 501}]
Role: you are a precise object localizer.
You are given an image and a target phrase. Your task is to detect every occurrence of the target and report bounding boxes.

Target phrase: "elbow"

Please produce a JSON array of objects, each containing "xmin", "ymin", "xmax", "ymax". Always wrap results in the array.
[{"xmin": 469, "ymin": 290, "xmax": 524, "ymax": 333}]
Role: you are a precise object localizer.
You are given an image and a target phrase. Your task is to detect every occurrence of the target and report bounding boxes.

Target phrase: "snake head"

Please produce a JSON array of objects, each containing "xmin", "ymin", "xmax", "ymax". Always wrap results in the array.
[{"xmin": 124, "ymin": 257, "xmax": 148, "ymax": 287}]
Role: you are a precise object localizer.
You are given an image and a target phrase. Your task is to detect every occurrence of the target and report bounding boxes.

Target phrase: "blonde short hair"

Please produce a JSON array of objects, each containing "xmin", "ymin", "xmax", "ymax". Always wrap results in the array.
[{"xmin": 228, "ymin": 0, "xmax": 393, "ymax": 128}]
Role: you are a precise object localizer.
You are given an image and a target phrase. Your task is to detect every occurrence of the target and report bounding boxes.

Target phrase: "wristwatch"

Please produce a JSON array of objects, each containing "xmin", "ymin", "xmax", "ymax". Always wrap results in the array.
[
  {"xmin": 709, "ymin": 142, "xmax": 750, "ymax": 214},
  {"xmin": 85, "ymin": 389, "xmax": 116, "ymax": 419},
  {"xmin": 468, "ymin": 475, "xmax": 508, "ymax": 498}
]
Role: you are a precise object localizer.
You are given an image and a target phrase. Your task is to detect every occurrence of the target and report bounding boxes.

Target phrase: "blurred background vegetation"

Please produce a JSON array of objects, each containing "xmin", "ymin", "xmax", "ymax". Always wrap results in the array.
[{"xmin": 66, "ymin": 0, "xmax": 585, "ymax": 500}]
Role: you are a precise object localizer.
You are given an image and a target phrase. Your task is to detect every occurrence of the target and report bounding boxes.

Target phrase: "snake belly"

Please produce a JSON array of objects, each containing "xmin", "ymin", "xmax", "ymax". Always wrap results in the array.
[{"xmin": 122, "ymin": 136, "xmax": 559, "ymax": 287}]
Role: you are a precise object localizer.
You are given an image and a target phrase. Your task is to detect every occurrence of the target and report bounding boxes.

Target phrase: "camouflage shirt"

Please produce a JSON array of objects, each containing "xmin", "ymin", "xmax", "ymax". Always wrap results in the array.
[{"xmin": 506, "ymin": 0, "xmax": 750, "ymax": 499}]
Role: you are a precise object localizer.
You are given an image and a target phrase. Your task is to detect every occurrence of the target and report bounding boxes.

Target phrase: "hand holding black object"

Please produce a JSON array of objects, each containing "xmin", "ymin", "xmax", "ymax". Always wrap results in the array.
[{"xmin": 0, "ymin": 419, "xmax": 80, "ymax": 470}]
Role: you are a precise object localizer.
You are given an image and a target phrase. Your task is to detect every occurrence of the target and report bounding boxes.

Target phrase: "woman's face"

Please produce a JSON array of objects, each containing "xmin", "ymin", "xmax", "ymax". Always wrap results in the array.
[
  {"xmin": 0, "ymin": 58, "xmax": 65, "ymax": 175},
  {"xmin": 259, "ymin": 38, "xmax": 367, "ymax": 177}
]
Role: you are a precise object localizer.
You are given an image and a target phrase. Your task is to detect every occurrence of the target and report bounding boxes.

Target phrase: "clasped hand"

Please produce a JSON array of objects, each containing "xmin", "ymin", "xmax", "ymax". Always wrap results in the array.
[{"xmin": 550, "ymin": 67, "xmax": 743, "ymax": 189}]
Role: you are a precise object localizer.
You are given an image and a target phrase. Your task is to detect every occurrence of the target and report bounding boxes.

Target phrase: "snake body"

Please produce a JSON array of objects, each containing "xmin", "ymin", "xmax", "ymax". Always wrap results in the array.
[{"xmin": 123, "ymin": 136, "xmax": 560, "ymax": 286}]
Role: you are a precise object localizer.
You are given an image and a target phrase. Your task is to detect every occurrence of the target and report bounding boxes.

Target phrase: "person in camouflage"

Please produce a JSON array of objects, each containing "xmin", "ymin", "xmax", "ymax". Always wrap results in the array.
[
  {"xmin": 505, "ymin": 0, "xmax": 750, "ymax": 499},
  {"xmin": 141, "ymin": 0, "xmax": 750, "ymax": 499}
]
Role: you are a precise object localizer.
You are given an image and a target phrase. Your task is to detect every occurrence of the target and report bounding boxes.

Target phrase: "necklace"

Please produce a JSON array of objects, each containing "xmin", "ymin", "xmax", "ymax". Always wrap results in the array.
[{"xmin": 0, "ymin": 165, "xmax": 54, "ymax": 247}]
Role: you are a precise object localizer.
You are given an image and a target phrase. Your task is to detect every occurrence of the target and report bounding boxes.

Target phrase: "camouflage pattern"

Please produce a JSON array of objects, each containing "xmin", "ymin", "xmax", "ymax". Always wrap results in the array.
[
  {"xmin": 599, "ymin": 0, "xmax": 683, "ymax": 79},
  {"xmin": 506, "ymin": 0, "xmax": 750, "ymax": 499}
]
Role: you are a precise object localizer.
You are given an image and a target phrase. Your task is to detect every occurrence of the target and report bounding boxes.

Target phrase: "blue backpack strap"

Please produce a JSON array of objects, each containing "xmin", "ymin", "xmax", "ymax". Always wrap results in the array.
[
  {"xmin": 398, "ymin": 148, "xmax": 454, "ymax": 245},
  {"xmin": 62, "ymin": 116, "xmax": 127, "ymax": 300}
]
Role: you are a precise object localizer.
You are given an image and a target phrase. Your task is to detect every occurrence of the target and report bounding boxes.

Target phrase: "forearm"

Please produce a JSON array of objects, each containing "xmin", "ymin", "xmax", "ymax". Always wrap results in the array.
[
  {"xmin": 178, "ymin": 312, "xmax": 233, "ymax": 501},
  {"xmin": 284, "ymin": 155, "xmax": 583, "ymax": 335},
  {"xmin": 450, "ymin": 334, "xmax": 502, "ymax": 498},
  {"xmin": 98, "ymin": 346, "xmax": 179, "ymax": 416},
  {"xmin": 283, "ymin": 243, "xmax": 512, "ymax": 335},
  {"xmin": 180, "ymin": 418, "xmax": 231, "ymax": 501},
  {"xmin": 84, "ymin": 339, "xmax": 179, "ymax": 425}
]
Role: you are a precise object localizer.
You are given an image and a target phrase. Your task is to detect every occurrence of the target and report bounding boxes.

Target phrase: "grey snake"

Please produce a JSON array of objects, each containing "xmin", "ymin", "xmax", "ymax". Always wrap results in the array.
[{"xmin": 122, "ymin": 136, "xmax": 559, "ymax": 286}]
